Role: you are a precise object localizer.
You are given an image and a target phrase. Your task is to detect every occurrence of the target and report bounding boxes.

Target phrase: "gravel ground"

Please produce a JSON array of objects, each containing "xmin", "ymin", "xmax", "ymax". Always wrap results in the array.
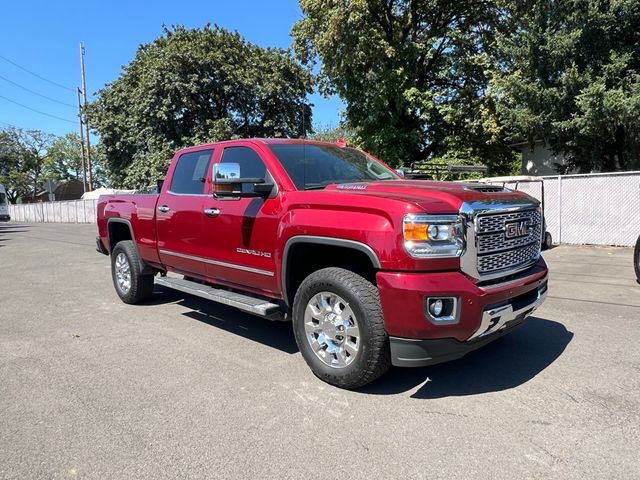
[{"xmin": 0, "ymin": 222, "xmax": 638, "ymax": 479}]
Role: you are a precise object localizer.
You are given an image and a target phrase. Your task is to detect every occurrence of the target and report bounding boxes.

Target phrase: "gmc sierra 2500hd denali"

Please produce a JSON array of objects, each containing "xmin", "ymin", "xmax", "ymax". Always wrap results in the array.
[{"xmin": 97, "ymin": 138, "xmax": 548, "ymax": 388}]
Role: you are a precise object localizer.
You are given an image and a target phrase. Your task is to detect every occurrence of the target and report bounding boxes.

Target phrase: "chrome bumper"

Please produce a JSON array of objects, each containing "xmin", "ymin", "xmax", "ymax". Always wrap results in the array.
[{"xmin": 467, "ymin": 283, "xmax": 548, "ymax": 341}]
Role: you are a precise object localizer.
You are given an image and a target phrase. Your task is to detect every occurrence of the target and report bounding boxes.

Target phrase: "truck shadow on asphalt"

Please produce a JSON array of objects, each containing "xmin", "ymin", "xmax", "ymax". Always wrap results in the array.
[
  {"xmin": 0, "ymin": 223, "xmax": 30, "ymax": 247},
  {"xmin": 147, "ymin": 287, "xmax": 572, "ymax": 398},
  {"xmin": 149, "ymin": 285, "xmax": 299, "ymax": 354},
  {"xmin": 361, "ymin": 317, "xmax": 573, "ymax": 398}
]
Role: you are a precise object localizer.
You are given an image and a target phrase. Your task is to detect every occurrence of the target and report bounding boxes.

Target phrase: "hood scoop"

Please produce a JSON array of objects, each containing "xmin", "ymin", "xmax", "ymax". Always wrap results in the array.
[{"xmin": 463, "ymin": 184, "xmax": 508, "ymax": 193}]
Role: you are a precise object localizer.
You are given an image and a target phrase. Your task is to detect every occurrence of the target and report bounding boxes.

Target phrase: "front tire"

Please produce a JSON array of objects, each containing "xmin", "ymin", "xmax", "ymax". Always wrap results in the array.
[
  {"xmin": 292, "ymin": 267, "xmax": 391, "ymax": 389},
  {"xmin": 111, "ymin": 240, "xmax": 154, "ymax": 304}
]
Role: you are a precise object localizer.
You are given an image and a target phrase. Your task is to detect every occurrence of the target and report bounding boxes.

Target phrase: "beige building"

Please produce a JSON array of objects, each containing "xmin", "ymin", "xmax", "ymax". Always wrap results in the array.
[{"xmin": 512, "ymin": 140, "xmax": 569, "ymax": 176}]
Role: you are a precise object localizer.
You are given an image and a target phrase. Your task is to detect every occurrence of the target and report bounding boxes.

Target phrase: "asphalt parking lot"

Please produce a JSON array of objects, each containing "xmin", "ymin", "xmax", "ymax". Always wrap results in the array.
[{"xmin": 1, "ymin": 222, "xmax": 639, "ymax": 479}]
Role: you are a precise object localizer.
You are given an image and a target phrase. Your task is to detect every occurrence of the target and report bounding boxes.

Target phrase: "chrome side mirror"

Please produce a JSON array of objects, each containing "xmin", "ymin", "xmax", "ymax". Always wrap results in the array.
[
  {"xmin": 214, "ymin": 162, "xmax": 241, "ymax": 180},
  {"xmin": 213, "ymin": 162, "xmax": 271, "ymax": 198}
]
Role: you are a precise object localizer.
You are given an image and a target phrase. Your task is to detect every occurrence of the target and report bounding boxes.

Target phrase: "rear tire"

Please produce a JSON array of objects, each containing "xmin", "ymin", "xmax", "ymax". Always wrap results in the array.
[
  {"xmin": 292, "ymin": 267, "xmax": 391, "ymax": 389},
  {"xmin": 634, "ymin": 234, "xmax": 640, "ymax": 284},
  {"xmin": 543, "ymin": 232, "xmax": 553, "ymax": 250},
  {"xmin": 111, "ymin": 240, "xmax": 154, "ymax": 304}
]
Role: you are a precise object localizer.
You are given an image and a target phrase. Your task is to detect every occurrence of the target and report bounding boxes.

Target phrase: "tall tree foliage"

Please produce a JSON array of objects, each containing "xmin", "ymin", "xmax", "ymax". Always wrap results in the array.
[
  {"xmin": 87, "ymin": 25, "xmax": 313, "ymax": 188},
  {"xmin": 310, "ymin": 123, "xmax": 359, "ymax": 144},
  {"xmin": 493, "ymin": 0, "xmax": 640, "ymax": 172},
  {"xmin": 44, "ymin": 133, "xmax": 84, "ymax": 182},
  {"xmin": 0, "ymin": 127, "xmax": 54, "ymax": 202},
  {"xmin": 0, "ymin": 128, "xmax": 109, "ymax": 202},
  {"xmin": 292, "ymin": 0, "xmax": 517, "ymax": 171}
]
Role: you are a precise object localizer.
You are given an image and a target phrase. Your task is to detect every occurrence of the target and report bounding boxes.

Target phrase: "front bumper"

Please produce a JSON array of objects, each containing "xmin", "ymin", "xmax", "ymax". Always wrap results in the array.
[
  {"xmin": 376, "ymin": 258, "xmax": 548, "ymax": 367},
  {"xmin": 390, "ymin": 282, "xmax": 547, "ymax": 367}
]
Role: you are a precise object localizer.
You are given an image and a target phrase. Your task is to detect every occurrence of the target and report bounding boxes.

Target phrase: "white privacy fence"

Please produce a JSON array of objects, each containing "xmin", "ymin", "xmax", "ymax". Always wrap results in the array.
[
  {"xmin": 7, "ymin": 171, "xmax": 640, "ymax": 246},
  {"xmin": 498, "ymin": 171, "xmax": 640, "ymax": 247},
  {"xmin": 9, "ymin": 199, "xmax": 99, "ymax": 224}
]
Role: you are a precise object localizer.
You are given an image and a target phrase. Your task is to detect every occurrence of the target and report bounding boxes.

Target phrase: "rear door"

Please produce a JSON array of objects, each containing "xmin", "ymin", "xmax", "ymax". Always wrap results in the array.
[
  {"xmin": 202, "ymin": 144, "xmax": 281, "ymax": 295},
  {"xmin": 156, "ymin": 148, "xmax": 214, "ymax": 277}
]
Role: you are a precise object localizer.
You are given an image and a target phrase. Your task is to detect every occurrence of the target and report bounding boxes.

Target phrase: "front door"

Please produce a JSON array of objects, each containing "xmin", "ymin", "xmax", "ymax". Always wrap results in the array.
[
  {"xmin": 203, "ymin": 144, "xmax": 281, "ymax": 295},
  {"xmin": 156, "ymin": 148, "xmax": 214, "ymax": 277}
]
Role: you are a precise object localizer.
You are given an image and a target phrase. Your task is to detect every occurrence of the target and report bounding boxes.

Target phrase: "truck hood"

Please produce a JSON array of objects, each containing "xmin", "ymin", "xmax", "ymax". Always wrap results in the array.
[{"xmin": 323, "ymin": 180, "xmax": 538, "ymax": 212}]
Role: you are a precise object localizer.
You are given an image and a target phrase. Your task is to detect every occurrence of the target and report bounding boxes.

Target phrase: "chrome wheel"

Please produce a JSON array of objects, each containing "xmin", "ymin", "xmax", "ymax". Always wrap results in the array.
[
  {"xmin": 304, "ymin": 291, "xmax": 360, "ymax": 368},
  {"xmin": 114, "ymin": 252, "xmax": 132, "ymax": 294}
]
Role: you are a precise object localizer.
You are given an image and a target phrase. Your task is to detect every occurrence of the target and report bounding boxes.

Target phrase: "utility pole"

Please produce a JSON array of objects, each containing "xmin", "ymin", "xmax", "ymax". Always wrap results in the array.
[
  {"xmin": 76, "ymin": 87, "xmax": 88, "ymax": 192},
  {"xmin": 79, "ymin": 42, "xmax": 92, "ymax": 190}
]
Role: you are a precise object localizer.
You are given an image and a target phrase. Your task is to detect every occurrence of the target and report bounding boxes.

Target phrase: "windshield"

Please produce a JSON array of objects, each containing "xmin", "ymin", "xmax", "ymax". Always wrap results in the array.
[{"xmin": 268, "ymin": 144, "xmax": 398, "ymax": 190}]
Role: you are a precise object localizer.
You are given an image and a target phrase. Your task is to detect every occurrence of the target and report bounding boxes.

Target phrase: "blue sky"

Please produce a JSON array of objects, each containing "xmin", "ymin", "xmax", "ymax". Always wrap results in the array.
[{"xmin": 0, "ymin": 0, "xmax": 344, "ymax": 137}]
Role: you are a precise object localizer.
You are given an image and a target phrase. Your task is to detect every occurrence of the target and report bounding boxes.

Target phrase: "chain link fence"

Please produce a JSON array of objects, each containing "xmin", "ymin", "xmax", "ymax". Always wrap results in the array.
[{"xmin": 499, "ymin": 171, "xmax": 640, "ymax": 247}]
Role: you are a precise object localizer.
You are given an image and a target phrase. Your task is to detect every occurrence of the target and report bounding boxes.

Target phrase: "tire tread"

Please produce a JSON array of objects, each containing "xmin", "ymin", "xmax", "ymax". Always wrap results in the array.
[
  {"xmin": 111, "ymin": 240, "xmax": 154, "ymax": 304},
  {"xmin": 292, "ymin": 267, "xmax": 390, "ymax": 389}
]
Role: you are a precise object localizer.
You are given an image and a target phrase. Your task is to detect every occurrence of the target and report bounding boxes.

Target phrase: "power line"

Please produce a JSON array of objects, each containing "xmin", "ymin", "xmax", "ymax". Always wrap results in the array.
[
  {"xmin": 0, "ymin": 95, "xmax": 76, "ymax": 124},
  {"xmin": 0, "ymin": 54, "xmax": 75, "ymax": 92},
  {"xmin": 0, "ymin": 74, "xmax": 75, "ymax": 108}
]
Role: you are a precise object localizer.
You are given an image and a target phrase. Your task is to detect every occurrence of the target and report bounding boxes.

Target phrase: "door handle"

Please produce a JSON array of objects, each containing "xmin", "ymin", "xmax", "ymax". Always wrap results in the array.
[
  {"xmin": 158, "ymin": 205, "xmax": 170, "ymax": 213},
  {"xmin": 204, "ymin": 208, "xmax": 220, "ymax": 218}
]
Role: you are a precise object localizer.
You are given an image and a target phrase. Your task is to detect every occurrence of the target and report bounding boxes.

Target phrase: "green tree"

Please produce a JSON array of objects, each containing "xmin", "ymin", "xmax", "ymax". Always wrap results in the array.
[
  {"xmin": 492, "ymin": 0, "xmax": 640, "ymax": 172},
  {"xmin": 292, "ymin": 0, "xmax": 516, "ymax": 172},
  {"xmin": 90, "ymin": 143, "xmax": 110, "ymax": 188},
  {"xmin": 44, "ymin": 132, "xmax": 84, "ymax": 182},
  {"xmin": 0, "ymin": 129, "xmax": 27, "ymax": 203},
  {"xmin": 0, "ymin": 127, "xmax": 54, "ymax": 202},
  {"xmin": 310, "ymin": 123, "xmax": 360, "ymax": 145},
  {"xmin": 87, "ymin": 24, "xmax": 313, "ymax": 188}
]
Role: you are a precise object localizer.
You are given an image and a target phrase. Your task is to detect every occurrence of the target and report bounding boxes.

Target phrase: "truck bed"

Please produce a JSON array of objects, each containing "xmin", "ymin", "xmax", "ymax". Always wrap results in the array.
[{"xmin": 97, "ymin": 194, "xmax": 160, "ymax": 264}]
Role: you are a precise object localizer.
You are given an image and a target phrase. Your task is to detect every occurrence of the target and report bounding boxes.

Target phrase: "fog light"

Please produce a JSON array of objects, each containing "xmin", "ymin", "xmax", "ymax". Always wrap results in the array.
[
  {"xmin": 430, "ymin": 299, "xmax": 443, "ymax": 316},
  {"xmin": 425, "ymin": 297, "xmax": 459, "ymax": 324}
]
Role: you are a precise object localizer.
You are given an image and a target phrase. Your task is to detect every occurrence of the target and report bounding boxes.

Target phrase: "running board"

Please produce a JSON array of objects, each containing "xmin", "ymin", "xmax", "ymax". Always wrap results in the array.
[{"xmin": 155, "ymin": 276, "xmax": 284, "ymax": 319}]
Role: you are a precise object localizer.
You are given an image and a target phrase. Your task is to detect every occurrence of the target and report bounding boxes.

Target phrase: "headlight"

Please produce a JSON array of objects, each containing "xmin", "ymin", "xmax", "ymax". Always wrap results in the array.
[{"xmin": 403, "ymin": 214, "xmax": 464, "ymax": 258}]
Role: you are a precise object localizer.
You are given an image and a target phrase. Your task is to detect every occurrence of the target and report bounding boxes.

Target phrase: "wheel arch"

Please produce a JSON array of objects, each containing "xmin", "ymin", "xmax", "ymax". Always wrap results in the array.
[
  {"xmin": 281, "ymin": 236, "xmax": 381, "ymax": 306},
  {"xmin": 107, "ymin": 218, "xmax": 154, "ymax": 275}
]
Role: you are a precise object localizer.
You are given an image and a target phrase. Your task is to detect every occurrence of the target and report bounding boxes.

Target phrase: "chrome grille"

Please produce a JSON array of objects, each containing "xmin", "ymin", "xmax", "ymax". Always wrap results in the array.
[
  {"xmin": 475, "ymin": 208, "xmax": 542, "ymax": 275},
  {"xmin": 477, "ymin": 209, "xmax": 542, "ymax": 233},
  {"xmin": 478, "ymin": 227, "xmax": 542, "ymax": 254},
  {"xmin": 478, "ymin": 242, "xmax": 540, "ymax": 273}
]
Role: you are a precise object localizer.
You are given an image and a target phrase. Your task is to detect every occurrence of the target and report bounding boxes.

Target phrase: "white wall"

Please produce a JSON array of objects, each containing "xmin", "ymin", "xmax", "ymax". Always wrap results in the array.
[
  {"xmin": 9, "ymin": 199, "xmax": 98, "ymax": 224},
  {"xmin": 518, "ymin": 141, "xmax": 568, "ymax": 176}
]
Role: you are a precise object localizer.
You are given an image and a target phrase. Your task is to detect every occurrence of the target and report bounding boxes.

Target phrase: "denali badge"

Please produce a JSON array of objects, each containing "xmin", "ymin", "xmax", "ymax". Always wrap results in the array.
[
  {"xmin": 237, "ymin": 248, "xmax": 272, "ymax": 258},
  {"xmin": 505, "ymin": 220, "xmax": 530, "ymax": 239}
]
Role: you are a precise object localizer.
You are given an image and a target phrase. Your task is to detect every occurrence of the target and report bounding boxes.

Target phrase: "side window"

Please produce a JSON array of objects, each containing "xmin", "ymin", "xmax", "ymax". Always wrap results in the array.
[
  {"xmin": 169, "ymin": 150, "xmax": 213, "ymax": 194},
  {"xmin": 220, "ymin": 146, "xmax": 268, "ymax": 194}
]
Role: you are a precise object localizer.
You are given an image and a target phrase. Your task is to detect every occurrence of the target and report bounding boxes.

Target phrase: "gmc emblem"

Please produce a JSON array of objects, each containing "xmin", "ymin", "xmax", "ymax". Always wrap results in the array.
[{"xmin": 505, "ymin": 220, "xmax": 530, "ymax": 239}]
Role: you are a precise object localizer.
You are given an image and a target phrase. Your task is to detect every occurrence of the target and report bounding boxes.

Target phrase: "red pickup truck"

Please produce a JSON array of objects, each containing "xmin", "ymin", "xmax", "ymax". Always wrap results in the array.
[{"xmin": 97, "ymin": 138, "xmax": 548, "ymax": 388}]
